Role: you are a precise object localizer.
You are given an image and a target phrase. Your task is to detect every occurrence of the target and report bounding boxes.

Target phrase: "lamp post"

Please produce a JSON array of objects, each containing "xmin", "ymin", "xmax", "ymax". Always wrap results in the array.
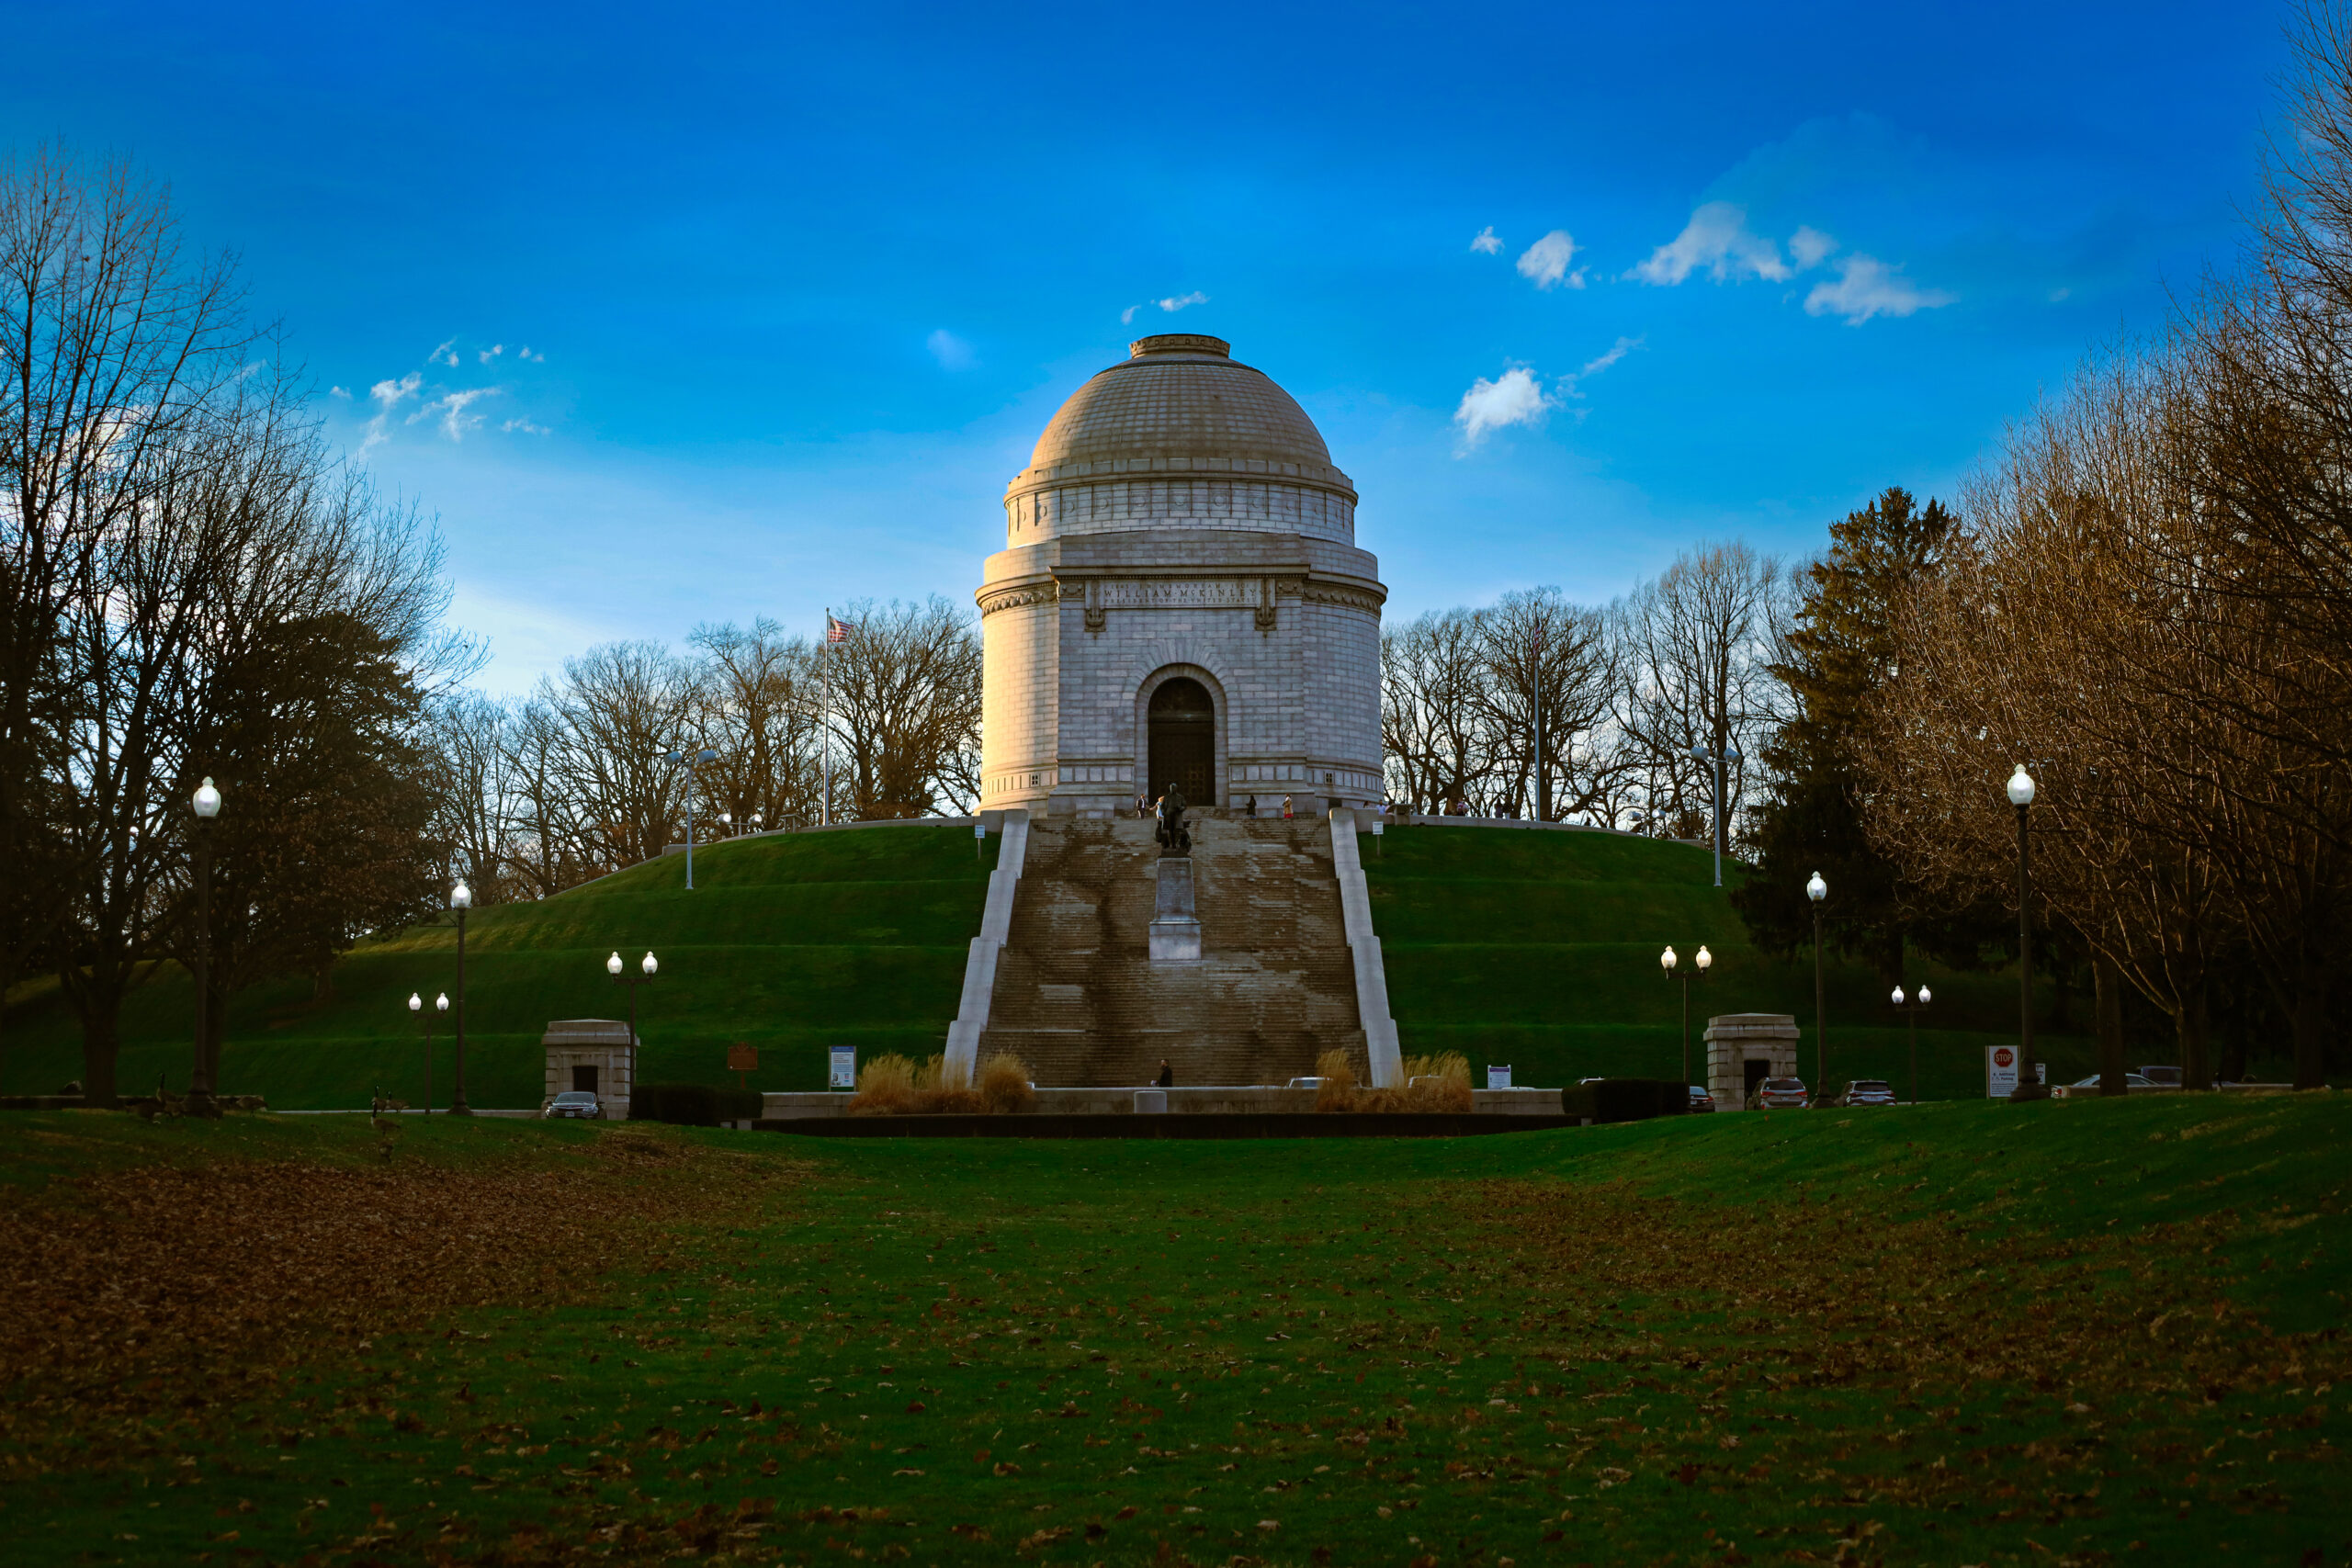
[
  {"xmin": 1690, "ymin": 739, "xmax": 1742, "ymax": 887},
  {"xmin": 2007, "ymin": 764, "xmax": 2048, "ymax": 1101},
  {"xmin": 609, "ymin": 950, "xmax": 658, "ymax": 1111},
  {"xmin": 188, "ymin": 776, "xmax": 222, "ymax": 1117},
  {"xmin": 667, "ymin": 748, "xmax": 721, "ymax": 889},
  {"xmin": 410, "ymin": 991, "xmax": 449, "ymax": 1113},
  {"xmin": 1661, "ymin": 942, "xmax": 1712, "ymax": 1088},
  {"xmin": 448, "ymin": 880, "xmax": 473, "ymax": 1114},
  {"xmin": 1806, "ymin": 871, "xmax": 1828, "ymax": 1092},
  {"xmin": 752, "ymin": 810, "xmax": 763, "ymax": 835},
  {"xmin": 1893, "ymin": 983, "xmax": 1931, "ymax": 1106}
]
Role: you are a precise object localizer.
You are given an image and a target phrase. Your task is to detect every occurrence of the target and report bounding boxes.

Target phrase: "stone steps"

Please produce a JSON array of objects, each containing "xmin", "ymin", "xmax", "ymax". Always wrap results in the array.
[{"xmin": 979, "ymin": 816, "xmax": 1367, "ymax": 1087}]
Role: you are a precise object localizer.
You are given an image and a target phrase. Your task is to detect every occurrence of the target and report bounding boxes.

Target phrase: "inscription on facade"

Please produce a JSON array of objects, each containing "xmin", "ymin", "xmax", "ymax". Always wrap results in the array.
[{"xmin": 1096, "ymin": 579, "xmax": 1253, "ymax": 608}]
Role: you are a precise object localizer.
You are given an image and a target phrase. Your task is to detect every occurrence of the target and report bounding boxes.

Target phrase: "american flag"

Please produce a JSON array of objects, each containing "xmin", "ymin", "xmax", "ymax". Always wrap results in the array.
[{"xmin": 825, "ymin": 614, "xmax": 850, "ymax": 644}]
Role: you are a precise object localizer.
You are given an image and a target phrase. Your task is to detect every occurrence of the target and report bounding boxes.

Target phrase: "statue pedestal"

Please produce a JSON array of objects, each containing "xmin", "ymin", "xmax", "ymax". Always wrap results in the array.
[{"xmin": 1148, "ymin": 856, "xmax": 1203, "ymax": 964}]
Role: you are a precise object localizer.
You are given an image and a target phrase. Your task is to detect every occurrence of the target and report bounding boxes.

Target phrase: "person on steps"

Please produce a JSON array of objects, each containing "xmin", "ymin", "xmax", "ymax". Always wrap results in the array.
[{"xmin": 1155, "ymin": 1058, "xmax": 1174, "ymax": 1089}]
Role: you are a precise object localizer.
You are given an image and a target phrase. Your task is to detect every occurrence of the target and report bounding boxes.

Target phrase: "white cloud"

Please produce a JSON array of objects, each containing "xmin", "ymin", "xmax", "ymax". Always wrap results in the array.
[
  {"xmin": 1803, "ymin": 253, "xmax": 1953, "ymax": 324},
  {"xmin": 429, "ymin": 339, "xmax": 459, "ymax": 368},
  {"xmin": 329, "ymin": 385, "xmax": 351, "ymax": 400},
  {"xmin": 370, "ymin": 372, "xmax": 422, "ymax": 407},
  {"xmin": 502, "ymin": 417, "xmax": 550, "ymax": 435},
  {"xmin": 479, "ymin": 344, "xmax": 504, "ymax": 365},
  {"xmin": 518, "ymin": 345, "xmax": 545, "ymax": 362},
  {"xmin": 412, "ymin": 386, "xmax": 501, "ymax": 441},
  {"xmin": 1630, "ymin": 202, "xmax": 1791, "ymax": 285},
  {"xmin": 1789, "ymin": 226, "xmax": 1838, "ymax": 270},
  {"xmin": 1453, "ymin": 365, "xmax": 1555, "ymax": 449},
  {"xmin": 1157, "ymin": 290, "xmax": 1208, "ymax": 313},
  {"xmin": 1579, "ymin": 335, "xmax": 1643, "ymax": 378},
  {"xmin": 1515, "ymin": 230, "xmax": 1584, "ymax": 290},
  {"xmin": 1470, "ymin": 225, "xmax": 1503, "ymax": 255},
  {"xmin": 927, "ymin": 329, "xmax": 977, "ymax": 371},
  {"xmin": 1120, "ymin": 303, "xmax": 1140, "ymax": 324}
]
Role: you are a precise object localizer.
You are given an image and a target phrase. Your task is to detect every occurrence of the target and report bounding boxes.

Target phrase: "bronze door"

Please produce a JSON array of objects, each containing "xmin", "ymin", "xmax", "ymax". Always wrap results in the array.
[{"xmin": 1148, "ymin": 677, "xmax": 1216, "ymax": 805}]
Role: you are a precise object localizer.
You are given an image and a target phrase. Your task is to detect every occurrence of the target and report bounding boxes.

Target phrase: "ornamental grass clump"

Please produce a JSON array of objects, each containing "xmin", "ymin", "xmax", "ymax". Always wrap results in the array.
[
  {"xmin": 1312, "ymin": 1049, "xmax": 1471, "ymax": 1111},
  {"xmin": 975, "ymin": 1054, "xmax": 1036, "ymax": 1113},
  {"xmin": 850, "ymin": 1053, "xmax": 1033, "ymax": 1114}
]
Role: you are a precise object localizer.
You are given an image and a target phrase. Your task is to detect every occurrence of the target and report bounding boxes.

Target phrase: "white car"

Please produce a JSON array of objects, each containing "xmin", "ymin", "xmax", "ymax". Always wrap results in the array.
[
  {"xmin": 2051, "ymin": 1073, "xmax": 2164, "ymax": 1099},
  {"xmin": 543, "ymin": 1090, "xmax": 603, "ymax": 1120}
]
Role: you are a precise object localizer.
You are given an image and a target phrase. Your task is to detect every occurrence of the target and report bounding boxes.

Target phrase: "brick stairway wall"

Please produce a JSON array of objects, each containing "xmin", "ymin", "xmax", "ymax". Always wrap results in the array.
[{"xmin": 978, "ymin": 815, "xmax": 1367, "ymax": 1087}]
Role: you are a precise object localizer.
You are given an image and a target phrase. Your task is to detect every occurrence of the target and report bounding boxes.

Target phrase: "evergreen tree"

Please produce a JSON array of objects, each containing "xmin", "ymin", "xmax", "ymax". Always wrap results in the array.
[{"xmin": 1734, "ymin": 487, "xmax": 1999, "ymax": 979}]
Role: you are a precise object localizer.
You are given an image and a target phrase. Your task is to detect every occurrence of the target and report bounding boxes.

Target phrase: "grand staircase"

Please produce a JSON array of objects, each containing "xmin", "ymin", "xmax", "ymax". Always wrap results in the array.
[{"xmin": 978, "ymin": 815, "xmax": 1367, "ymax": 1087}]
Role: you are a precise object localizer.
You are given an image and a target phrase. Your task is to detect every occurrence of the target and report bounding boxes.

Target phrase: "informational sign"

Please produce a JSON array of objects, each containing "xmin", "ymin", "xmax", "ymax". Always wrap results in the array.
[
  {"xmin": 829, "ymin": 1044, "xmax": 856, "ymax": 1091},
  {"xmin": 1986, "ymin": 1046, "xmax": 2049, "ymax": 1098},
  {"xmin": 1487, "ymin": 1064, "xmax": 1512, "ymax": 1089},
  {"xmin": 727, "ymin": 1043, "xmax": 759, "ymax": 1073}
]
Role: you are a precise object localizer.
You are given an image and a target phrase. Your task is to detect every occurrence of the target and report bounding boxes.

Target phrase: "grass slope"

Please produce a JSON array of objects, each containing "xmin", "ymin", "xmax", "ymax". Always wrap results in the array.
[
  {"xmin": 1366, "ymin": 823, "xmax": 2111, "ymax": 1097},
  {"xmin": 1, "ymin": 827, "xmax": 998, "ymax": 1108},
  {"xmin": 3, "ymin": 1092, "xmax": 2346, "ymax": 1566}
]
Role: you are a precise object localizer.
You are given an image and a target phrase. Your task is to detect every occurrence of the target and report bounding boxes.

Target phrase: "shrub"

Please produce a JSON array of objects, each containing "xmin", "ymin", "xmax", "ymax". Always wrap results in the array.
[
  {"xmin": 1559, "ymin": 1078, "xmax": 1688, "ymax": 1124},
  {"xmin": 630, "ymin": 1083, "xmax": 762, "ymax": 1126},
  {"xmin": 848, "ymin": 1055, "xmax": 920, "ymax": 1115}
]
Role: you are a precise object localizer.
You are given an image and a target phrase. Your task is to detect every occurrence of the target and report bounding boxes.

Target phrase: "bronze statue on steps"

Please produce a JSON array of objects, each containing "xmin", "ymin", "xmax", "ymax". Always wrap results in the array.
[{"xmin": 1153, "ymin": 783, "xmax": 1192, "ymax": 857}]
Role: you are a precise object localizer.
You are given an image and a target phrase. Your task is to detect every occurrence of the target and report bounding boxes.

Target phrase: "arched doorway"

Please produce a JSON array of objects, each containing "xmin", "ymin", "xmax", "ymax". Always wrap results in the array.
[{"xmin": 1147, "ymin": 677, "xmax": 1216, "ymax": 805}]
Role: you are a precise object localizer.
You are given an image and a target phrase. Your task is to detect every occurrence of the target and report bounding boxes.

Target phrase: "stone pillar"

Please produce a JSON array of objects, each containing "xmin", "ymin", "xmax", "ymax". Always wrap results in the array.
[
  {"xmin": 1703, "ymin": 1013, "xmax": 1798, "ymax": 1111},
  {"xmin": 1148, "ymin": 857, "xmax": 1203, "ymax": 964}
]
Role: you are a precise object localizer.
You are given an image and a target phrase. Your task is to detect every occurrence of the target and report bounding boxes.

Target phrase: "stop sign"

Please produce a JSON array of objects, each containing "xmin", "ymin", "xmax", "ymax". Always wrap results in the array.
[{"xmin": 1994, "ymin": 1046, "xmax": 2016, "ymax": 1068}]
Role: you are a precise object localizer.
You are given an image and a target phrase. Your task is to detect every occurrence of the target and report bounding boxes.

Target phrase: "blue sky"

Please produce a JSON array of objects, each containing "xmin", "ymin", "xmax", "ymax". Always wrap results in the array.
[{"xmin": 4, "ymin": 1, "xmax": 2288, "ymax": 693}]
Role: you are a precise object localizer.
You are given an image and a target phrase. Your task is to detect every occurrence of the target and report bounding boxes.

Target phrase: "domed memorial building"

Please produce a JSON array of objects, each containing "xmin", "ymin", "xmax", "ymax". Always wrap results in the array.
[{"xmin": 976, "ymin": 335, "xmax": 1386, "ymax": 818}]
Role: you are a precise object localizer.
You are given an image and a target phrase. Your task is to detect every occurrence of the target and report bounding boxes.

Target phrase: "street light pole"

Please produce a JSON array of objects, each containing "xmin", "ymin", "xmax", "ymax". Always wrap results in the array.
[
  {"xmin": 2007, "ymin": 765, "xmax": 2048, "ymax": 1101},
  {"xmin": 1893, "ymin": 983, "xmax": 1931, "ymax": 1106},
  {"xmin": 1661, "ymin": 943, "xmax": 1713, "ymax": 1087},
  {"xmin": 608, "ymin": 950, "xmax": 659, "ymax": 1112},
  {"xmin": 668, "ymin": 748, "xmax": 721, "ymax": 889},
  {"xmin": 188, "ymin": 777, "xmax": 221, "ymax": 1117},
  {"xmin": 1689, "ymin": 739, "xmax": 1742, "ymax": 888},
  {"xmin": 449, "ymin": 880, "xmax": 473, "ymax": 1114},
  {"xmin": 1806, "ymin": 871, "xmax": 1828, "ymax": 1092}
]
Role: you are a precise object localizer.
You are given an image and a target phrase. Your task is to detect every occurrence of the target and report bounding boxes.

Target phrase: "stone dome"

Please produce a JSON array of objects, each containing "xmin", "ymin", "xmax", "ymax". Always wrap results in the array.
[{"xmin": 1007, "ymin": 335, "xmax": 1354, "ymax": 503}]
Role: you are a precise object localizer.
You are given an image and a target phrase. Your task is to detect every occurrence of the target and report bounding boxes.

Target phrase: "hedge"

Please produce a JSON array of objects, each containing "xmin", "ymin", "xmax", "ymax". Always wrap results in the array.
[{"xmin": 629, "ymin": 1083, "xmax": 763, "ymax": 1126}]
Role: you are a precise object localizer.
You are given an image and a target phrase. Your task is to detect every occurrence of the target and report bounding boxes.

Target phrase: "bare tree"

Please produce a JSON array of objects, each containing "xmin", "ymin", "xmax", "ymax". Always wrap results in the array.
[
  {"xmin": 537, "ymin": 640, "xmax": 703, "ymax": 867},
  {"xmin": 1475, "ymin": 588, "xmax": 1619, "ymax": 822},
  {"xmin": 821, "ymin": 597, "xmax": 982, "ymax": 819},
  {"xmin": 1381, "ymin": 609, "xmax": 1497, "ymax": 813},
  {"xmin": 0, "ymin": 150, "xmax": 247, "ymax": 1094},
  {"xmin": 692, "ymin": 617, "xmax": 824, "ymax": 829},
  {"xmin": 1611, "ymin": 541, "xmax": 1791, "ymax": 842}
]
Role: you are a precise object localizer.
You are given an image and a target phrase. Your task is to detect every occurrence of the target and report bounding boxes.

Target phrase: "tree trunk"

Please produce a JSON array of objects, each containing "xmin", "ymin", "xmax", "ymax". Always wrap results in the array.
[
  {"xmin": 77, "ymin": 1008, "xmax": 121, "ymax": 1109},
  {"xmin": 2095, "ymin": 952, "xmax": 2128, "ymax": 1097},
  {"xmin": 2177, "ymin": 982, "xmax": 2212, "ymax": 1092},
  {"xmin": 2290, "ymin": 957, "xmax": 2330, "ymax": 1090}
]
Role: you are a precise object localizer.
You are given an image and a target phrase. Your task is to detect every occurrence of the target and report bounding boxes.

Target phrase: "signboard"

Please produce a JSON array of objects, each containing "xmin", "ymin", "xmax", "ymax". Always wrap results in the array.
[
  {"xmin": 1986, "ymin": 1046, "xmax": 2049, "ymax": 1098},
  {"xmin": 829, "ymin": 1044, "xmax": 856, "ymax": 1091},
  {"xmin": 727, "ymin": 1043, "xmax": 759, "ymax": 1073},
  {"xmin": 1487, "ymin": 1064, "xmax": 1512, "ymax": 1089}
]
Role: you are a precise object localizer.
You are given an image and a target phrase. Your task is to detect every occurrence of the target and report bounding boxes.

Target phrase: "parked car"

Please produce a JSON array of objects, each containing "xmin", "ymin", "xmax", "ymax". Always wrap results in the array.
[
  {"xmin": 1753, "ymin": 1076, "xmax": 1810, "ymax": 1110},
  {"xmin": 1836, "ymin": 1078, "xmax": 1897, "ymax": 1107},
  {"xmin": 543, "ymin": 1090, "xmax": 603, "ymax": 1120},
  {"xmin": 2137, "ymin": 1065, "xmax": 2183, "ymax": 1087},
  {"xmin": 1687, "ymin": 1085, "xmax": 1715, "ymax": 1113},
  {"xmin": 2052, "ymin": 1072, "xmax": 2165, "ymax": 1099}
]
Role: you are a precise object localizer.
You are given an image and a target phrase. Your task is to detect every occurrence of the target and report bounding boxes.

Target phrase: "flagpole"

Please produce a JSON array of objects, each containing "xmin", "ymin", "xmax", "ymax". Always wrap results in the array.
[{"xmin": 821, "ymin": 606, "xmax": 832, "ymax": 828}]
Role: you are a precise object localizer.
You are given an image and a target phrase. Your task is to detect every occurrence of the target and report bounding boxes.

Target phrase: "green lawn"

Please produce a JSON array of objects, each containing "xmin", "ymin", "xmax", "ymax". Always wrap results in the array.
[
  {"xmin": 1366, "ymin": 824, "xmax": 2124, "ymax": 1097},
  {"xmin": 2, "ymin": 1092, "xmax": 2345, "ymax": 1566},
  {"xmin": 0, "ymin": 827, "xmax": 1000, "ymax": 1107}
]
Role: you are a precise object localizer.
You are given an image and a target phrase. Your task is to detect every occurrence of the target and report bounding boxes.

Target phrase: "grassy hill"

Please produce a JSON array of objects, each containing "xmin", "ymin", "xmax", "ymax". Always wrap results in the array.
[
  {"xmin": 1366, "ymin": 820, "xmax": 2112, "ymax": 1097},
  {"xmin": 1, "ymin": 826, "xmax": 999, "ymax": 1107},
  {"xmin": 8, "ymin": 815, "xmax": 2234, "ymax": 1107}
]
